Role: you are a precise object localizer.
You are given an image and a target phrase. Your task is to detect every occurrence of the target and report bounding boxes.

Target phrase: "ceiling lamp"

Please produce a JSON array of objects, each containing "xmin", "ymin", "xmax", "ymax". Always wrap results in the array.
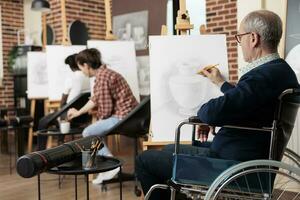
[{"xmin": 31, "ymin": 0, "xmax": 50, "ymax": 12}]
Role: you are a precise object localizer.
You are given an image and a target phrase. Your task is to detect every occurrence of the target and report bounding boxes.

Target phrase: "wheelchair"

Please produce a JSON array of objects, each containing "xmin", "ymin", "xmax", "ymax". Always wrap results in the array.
[{"xmin": 145, "ymin": 88, "xmax": 300, "ymax": 200}]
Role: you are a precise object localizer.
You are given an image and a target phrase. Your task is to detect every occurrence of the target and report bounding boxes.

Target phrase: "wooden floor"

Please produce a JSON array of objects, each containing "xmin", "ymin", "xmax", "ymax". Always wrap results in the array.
[{"xmin": 0, "ymin": 134, "xmax": 143, "ymax": 200}]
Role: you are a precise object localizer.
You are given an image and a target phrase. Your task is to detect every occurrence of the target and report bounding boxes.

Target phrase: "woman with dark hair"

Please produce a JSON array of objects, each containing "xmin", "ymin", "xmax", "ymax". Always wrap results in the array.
[
  {"xmin": 67, "ymin": 48, "xmax": 138, "ymax": 184},
  {"xmin": 61, "ymin": 53, "xmax": 90, "ymax": 107}
]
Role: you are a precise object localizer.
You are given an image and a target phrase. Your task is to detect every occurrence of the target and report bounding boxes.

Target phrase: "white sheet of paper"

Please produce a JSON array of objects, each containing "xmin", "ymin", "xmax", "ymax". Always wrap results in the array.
[
  {"xmin": 27, "ymin": 52, "xmax": 48, "ymax": 99},
  {"xmin": 149, "ymin": 35, "xmax": 229, "ymax": 142},
  {"xmin": 46, "ymin": 45, "xmax": 86, "ymax": 101},
  {"xmin": 87, "ymin": 40, "xmax": 140, "ymax": 101}
]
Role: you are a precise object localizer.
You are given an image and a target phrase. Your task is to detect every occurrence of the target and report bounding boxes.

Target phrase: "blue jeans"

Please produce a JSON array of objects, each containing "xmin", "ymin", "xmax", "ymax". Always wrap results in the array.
[
  {"xmin": 82, "ymin": 116, "xmax": 120, "ymax": 156},
  {"xmin": 135, "ymin": 144, "xmax": 211, "ymax": 200}
]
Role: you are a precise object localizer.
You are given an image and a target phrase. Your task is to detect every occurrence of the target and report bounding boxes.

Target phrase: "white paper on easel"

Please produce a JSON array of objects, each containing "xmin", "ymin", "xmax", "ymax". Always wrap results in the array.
[
  {"xmin": 46, "ymin": 45, "xmax": 86, "ymax": 101},
  {"xmin": 149, "ymin": 35, "xmax": 229, "ymax": 142},
  {"xmin": 87, "ymin": 40, "xmax": 140, "ymax": 101},
  {"xmin": 27, "ymin": 52, "xmax": 48, "ymax": 99}
]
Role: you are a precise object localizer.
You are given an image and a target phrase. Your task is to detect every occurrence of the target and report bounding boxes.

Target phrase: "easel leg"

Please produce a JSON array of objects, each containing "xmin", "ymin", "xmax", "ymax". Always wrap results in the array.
[
  {"xmin": 46, "ymin": 136, "xmax": 53, "ymax": 149},
  {"xmin": 38, "ymin": 173, "xmax": 41, "ymax": 200},
  {"xmin": 27, "ymin": 100, "xmax": 36, "ymax": 152}
]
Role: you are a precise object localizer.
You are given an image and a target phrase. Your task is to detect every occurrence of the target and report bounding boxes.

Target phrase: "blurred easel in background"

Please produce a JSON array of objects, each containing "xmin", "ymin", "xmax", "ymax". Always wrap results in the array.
[{"xmin": 28, "ymin": 0, "xmax": 71, "ymax": 152}]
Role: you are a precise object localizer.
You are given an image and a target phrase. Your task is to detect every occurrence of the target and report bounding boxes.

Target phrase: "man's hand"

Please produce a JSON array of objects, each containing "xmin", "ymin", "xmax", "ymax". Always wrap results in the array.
[
  {"xmin": 201, "ymin": 67, "xmax": 225, "ymax": 87},
  {"xmin": 67, "ymin": 108, "xmax": 80, "ymax": 120},
  {"xmin": 197, "ymin": 125, "xmax": 215, "ymax": 142}
]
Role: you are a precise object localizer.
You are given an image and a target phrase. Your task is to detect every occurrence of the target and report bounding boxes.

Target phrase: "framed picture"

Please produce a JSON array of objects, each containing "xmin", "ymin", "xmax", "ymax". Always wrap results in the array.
[{"xmin": 113, "ymin": 10, "xmax": 148, "ymax": 50}]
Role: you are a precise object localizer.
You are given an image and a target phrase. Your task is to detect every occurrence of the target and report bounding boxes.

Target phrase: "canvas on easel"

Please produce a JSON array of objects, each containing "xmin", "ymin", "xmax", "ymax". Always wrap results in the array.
[
  {"xmin": 149, "ymin": 35, "xmax": 229, "ymax": 142},
  {"xmin": 46, "ymin": 45, "xmax": 86, "ymax": 101},
  {"xmin": 27, "ymin": 52, "xmax": 48, "ymax": 99},
  {"xmin": 87, "ymin": 40, "xmax": 140, "ymax": 101}
]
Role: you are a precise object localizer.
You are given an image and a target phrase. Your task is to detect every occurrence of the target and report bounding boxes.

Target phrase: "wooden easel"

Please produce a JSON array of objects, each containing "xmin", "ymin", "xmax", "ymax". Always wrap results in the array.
[
  {"xmin": 102, "ymin": 0, "xmax": 121, "ymax": 152},
  {"xmin": 45, "ymin": 0, "xmax": 70, "ymax": 148},
  {"xmin": 175, "ymin": 0, "xmax": 194, "ymax": 35},
  {"xmin": 142, "ymin": 0, "xmax": 196, "ymax": 151},
  {"xmin": 27, "ymin": 98, "xmax": 48, "ymax": 152},
  {"xmin": 28, "ymin": 0, "xmax": 69, "ymax": 152},
  {"xmin": 27, "ymin": 9, "xmax": 51, "ymax": 152},
  {"xmin": 104, "ymin": 0, "xmax": 117, "ymax": 41},
  {"xmin": 60, "ymin": 0, "xmax": 70, "ymax": 45}
]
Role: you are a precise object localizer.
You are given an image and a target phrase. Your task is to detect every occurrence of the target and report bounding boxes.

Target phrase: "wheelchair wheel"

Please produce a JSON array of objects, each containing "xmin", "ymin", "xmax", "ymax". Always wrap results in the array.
[
  {"xmin": 204, "ymin": 160, "xmax": 300, "ymax": 200},
  {"xmin": 282, "ymin": 148, "xmax": 300, "ymax": 168}
]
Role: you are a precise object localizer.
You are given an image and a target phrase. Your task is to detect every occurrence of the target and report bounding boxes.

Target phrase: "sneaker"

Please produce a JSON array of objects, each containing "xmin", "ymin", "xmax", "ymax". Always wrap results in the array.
[
  {"xmin": 92, "ymin": 167, "xmax": 120, "ymax": 185},
  {"xmin": 92, "ymin": 173, "xmax": 104, "ymax": 184}
]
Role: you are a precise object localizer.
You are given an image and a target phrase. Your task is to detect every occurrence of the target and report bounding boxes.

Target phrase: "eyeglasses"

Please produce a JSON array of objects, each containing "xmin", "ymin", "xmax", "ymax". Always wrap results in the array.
[{"xmin": 234, "ymin": 32, "xmax": 252, "ymax": 43}]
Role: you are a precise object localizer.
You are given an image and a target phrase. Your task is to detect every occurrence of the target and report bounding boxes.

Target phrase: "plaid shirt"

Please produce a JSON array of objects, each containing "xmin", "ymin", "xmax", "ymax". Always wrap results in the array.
[{"xmin": 91, "ymin": 65, "xmax": 138, "ymax": 119}]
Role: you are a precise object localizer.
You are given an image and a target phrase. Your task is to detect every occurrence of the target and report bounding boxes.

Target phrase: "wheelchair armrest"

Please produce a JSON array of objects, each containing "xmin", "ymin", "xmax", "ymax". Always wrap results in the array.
[
  {"xmin": 222, "ymin": 125, "xmax": 272, "ymax": 132},
  {"xmin": 174, "ymin": 117, "xmax": 273, "ymax": 154},
  {"xmin": 188, "ymin": 116, "xmax": 271, "ymax": 132},
  {"xmin": 188, "ymin": 116, "xmax": 202, "ymax": 123}
]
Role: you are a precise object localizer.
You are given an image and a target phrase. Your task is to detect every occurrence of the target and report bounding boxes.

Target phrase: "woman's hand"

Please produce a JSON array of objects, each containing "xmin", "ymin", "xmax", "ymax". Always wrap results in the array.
[{"xmin": 67, "ymin": 108, "xmax": 80, "ymax": 120}]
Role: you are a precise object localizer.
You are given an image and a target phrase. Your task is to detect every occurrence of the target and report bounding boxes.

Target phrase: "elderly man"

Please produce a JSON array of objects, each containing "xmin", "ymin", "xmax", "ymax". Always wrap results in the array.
[{"xmin": 135, "ymin": 10, "xmax": 299, "ymax": 199}]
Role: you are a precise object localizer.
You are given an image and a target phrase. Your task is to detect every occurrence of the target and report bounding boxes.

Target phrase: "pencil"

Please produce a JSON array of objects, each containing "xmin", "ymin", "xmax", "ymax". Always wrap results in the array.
[{"xmin": 197, "ymin": 64, "xmax": 219, "ymax": 75}]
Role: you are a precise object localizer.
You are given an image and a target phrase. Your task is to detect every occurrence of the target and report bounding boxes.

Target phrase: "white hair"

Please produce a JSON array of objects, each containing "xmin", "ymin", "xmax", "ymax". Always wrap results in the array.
[{"xmin": 242, "ymin": 10, "xmax": 282, "ymax": 51}]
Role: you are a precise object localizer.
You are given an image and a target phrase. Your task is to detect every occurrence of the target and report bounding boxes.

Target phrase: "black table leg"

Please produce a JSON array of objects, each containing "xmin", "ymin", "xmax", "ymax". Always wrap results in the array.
[
  {"xmin": 9, "ymin": 138, "xmax": 12, "ymax": 174},
  {"xmin": 17, "ymin": 127, "xmax": 25, "ymax": 157},
  {"xmin": 38, "ymin": 173, "xmax": 41, "ymax": 200},
  {"xmin": 85, "ymin": 174, "xmax": 89, "ymax": 200},
  {"xmin": 119, "ymin": 167, "xmax": 122, "ymax": 200},
  {"xmin": 75, "ymin": 175, "xmax": 78, "ymax": 200}
]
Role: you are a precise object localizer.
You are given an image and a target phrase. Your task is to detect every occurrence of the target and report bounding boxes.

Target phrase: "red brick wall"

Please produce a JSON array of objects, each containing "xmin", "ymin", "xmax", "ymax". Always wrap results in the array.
[
  {"xmin": 0, "ymin": 0, "xmax": 24, "ymax": 108},
  {"xmin": 46, "ymin": 0, "xmax": 107, "ymax": 44},
  {"xmin": 206, "ymin": 0, "xmax": 238, "ymax": 82}
]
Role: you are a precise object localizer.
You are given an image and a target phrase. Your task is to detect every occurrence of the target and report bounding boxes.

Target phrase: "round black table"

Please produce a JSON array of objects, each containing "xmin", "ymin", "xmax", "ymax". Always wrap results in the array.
[
  {"xmin": 36, "ymin": 127, "xmax": 83, "ymax": 137},
  {"xmin": 37, "ymin": 155, "xmax": 123, "ymax": 200},
  {"xmin": 36, "ymin": 128, "xmax": 83, "ymax": 150}
]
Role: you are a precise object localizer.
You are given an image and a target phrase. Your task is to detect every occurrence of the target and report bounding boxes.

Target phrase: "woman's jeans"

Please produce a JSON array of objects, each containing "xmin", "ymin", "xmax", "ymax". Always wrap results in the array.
[{"xmin": 82, "ymin": 116, "xmax": 120, "ymax": 156}]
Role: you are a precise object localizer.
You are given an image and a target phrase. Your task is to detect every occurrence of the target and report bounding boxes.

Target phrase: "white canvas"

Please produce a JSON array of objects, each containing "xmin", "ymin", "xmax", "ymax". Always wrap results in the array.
[
  {"xmin": 27, "ymin": 52, "xmax": 48, "ymax": 99},
  {"xmin": 87, "ymin": 40, "xmax": 140, "ymax": 101},
  {"xmin": 149, "ymin": 35, "xmax": 229, "ymax": 141},
  {"xmin": 46, "ymin": 45, "xmax": 86, "ymax": 101}
]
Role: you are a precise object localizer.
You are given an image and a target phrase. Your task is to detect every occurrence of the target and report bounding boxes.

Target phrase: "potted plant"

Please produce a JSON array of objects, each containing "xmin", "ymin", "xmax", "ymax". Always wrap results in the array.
[{"xmin": 8, "ymin": 46, "xmax": 18, "ymax": 73}]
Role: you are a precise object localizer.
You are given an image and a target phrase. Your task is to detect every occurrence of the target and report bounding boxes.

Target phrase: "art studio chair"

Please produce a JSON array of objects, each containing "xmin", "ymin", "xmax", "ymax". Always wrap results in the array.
[
  {"xmin": 37, "ymin": 92, "xmax": 91, "ymax": 150},
  {"xmin": 0, "ymin": 108, "xmax": 33, "ymax": 173},
  {"xmin": 145, "ymin": 88, "xmax": 300, "ymax": 200},
  {"xmin": 101, "ymin": 96, "xmax": 151, "ymax": 196}
]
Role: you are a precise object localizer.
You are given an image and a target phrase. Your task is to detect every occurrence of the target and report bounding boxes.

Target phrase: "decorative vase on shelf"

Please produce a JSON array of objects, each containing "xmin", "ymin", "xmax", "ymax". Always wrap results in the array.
[{"xmin": 169, "ymin": 62, "xmax": 208, "ymax": 116}]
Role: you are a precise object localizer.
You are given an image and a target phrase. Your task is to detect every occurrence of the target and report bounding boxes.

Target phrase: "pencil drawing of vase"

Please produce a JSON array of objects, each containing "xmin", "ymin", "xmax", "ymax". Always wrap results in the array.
[{"xmin": 169, "ymin": 62, "xmax": 208, "ymax": 116}]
